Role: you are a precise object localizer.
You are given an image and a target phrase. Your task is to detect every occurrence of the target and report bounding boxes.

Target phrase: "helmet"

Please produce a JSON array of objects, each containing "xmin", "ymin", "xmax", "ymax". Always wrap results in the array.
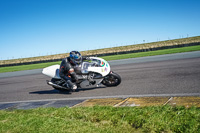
[{"xmin": 69, "ymin": 51, "xmax": 82, "ymax": 65}]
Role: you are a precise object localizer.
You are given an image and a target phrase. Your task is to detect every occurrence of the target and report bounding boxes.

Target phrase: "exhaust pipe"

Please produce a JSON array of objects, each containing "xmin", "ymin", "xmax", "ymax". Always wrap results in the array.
[
  {"xmin": 93, "ymin": 76, "xmax": 104, "ymax": 79},
  {"xmin": 46, "ymin": 80, "xmax": 70, "ymax": 90}
]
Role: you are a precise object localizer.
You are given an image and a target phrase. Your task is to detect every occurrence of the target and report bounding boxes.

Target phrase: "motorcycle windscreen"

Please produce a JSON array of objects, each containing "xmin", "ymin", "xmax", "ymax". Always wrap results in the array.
[{"xmin": 81, "ymin": 61, "xmax": 110, "ymax": 76}]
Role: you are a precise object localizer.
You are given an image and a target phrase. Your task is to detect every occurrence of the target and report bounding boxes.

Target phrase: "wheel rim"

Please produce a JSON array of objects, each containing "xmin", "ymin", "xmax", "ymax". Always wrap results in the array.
[{"xmin": 106, "ymin": 75, "xmax": 118, "ymax": 85}]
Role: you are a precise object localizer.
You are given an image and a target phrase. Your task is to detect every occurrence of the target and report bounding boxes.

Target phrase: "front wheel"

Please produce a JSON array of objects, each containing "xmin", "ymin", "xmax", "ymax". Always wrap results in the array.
[{"xmin": 102, "ymin": 72, "xmax": 121, "ymax": 87}]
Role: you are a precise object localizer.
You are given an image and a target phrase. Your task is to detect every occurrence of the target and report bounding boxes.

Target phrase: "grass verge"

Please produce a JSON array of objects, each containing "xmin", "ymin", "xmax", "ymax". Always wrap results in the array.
[
  {"xmin": 0, "ymin": 106, "xmax": 200, "ymax": 133},
  {"xmin": 0, "ymin": 45, "xmax": 200, "ymax": 73},
  {"xmin": 1, "ymin": 36, "xmax": 200, "ymax": 65},
  {"xmin": 0, "ymin": 61, "xmax": 61, "ymax": 73},
  {"xmin": 102, "ymin": 44, "xmax": 200, "ymax": 61}
]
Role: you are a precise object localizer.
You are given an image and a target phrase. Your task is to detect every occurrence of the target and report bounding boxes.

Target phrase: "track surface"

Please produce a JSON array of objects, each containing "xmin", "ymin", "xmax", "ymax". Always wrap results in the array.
[{"xmin": 0, "ymin": 51, "xmax": 200, "ymax": 104}]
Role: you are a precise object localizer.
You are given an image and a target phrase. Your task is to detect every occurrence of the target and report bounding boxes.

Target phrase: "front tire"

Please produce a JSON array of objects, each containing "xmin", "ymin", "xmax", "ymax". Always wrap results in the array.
[{"xmin": 102, "ymin": 72, "xmax": 121, "ymax": 87}]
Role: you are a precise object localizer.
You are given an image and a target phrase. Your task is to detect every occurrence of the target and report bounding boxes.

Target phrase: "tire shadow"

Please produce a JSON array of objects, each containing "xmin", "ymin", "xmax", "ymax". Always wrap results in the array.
[{"xmin": 29, "ymin": 89, "xmax": 71, "ymax": 94}]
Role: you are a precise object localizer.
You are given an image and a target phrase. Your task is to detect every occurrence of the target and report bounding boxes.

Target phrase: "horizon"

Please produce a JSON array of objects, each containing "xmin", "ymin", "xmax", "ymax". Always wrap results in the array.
[
  {"xmin": 1, "ymin": 35, "xmax": 199, "ymax": 61},
  {"xmin": 0, "ymin": 0, "xmax": 200, "ymax": 60}
]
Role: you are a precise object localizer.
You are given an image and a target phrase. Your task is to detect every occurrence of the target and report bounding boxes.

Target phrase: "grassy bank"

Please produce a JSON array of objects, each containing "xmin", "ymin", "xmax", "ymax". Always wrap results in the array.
[
  {"xmin": 0, "ymin": 45, "xmax": 200, "ymax": 73},
  {"xmin": 1, "ymin": 36, "xmax": 200, "ymax": 65},
  {"xmin": 102, "ymin": 44, "xmax": 200, "ymax": 61},
  {"xmin": 0, "ymin": 61, "xmax": 61, "ymax": 73},
  {"xmin": 0, "ymin": 106, "xmax": 200, "ymax": 133}
]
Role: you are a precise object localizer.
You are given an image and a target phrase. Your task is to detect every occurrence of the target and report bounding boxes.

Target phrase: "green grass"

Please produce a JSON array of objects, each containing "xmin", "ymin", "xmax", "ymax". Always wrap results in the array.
[
  {"xmin": 0, "ymin": 45, "xmax": 200, "ymax": 73},
  {"xmin": 102, "ymin": 44, "xmax": 200, "ymax": 61},
  {"xmin": 0, "ymin": 61, "xmax": 61, "ymax": 73},
  {"xmin": 0, "ymin": 106, "xmax": 200, "ymax": 133}
]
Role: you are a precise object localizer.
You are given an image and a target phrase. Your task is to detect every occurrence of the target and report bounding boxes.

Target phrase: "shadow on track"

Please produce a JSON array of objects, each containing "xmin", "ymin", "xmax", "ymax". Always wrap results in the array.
[
  {"xmin": 29, "ymin": 86, "xmax": 106, "ymax": 95},
  {"xmin": 77, "ymin": 86, "xmax": 106, "ymax": 92},
  {"xmin": 29, "ymin": 89, "xmax": 71, "ymax": 94}
]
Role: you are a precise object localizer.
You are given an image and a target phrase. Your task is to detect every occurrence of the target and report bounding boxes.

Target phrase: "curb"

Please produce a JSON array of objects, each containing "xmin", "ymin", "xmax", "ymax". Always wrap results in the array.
[
  {"xmin": 72, "ymin": 96, "xmax": 200, "ymax": 108},
  {"xmin": 0, "ymin": 96, "xmax": 200, "ymax": 110},
  {"xmin": 73, "ymin": 98, "xmax": 124, "ymax": 107}
]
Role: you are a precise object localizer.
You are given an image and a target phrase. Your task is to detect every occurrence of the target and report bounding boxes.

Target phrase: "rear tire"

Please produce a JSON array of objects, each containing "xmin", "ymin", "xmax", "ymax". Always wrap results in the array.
[{"xmin": 102, "ymin": 72, "xmax": 121, "ymax": 87}]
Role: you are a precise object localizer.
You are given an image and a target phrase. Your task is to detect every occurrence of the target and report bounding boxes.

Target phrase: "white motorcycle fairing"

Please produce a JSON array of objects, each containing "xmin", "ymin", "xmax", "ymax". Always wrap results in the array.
[
  {"xmin": 81, "ymin": 57, "xmax": 110, "ymax": 76},
  {"xmin": 42, "ymin": 65, "xmax": 60, "ymax": 79}
]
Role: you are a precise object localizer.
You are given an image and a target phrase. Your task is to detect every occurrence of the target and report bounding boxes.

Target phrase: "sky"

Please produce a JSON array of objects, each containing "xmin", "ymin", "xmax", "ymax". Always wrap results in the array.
[{"xmin": 0, "ymin": 0, "xmax": 200, "ymax": 60}]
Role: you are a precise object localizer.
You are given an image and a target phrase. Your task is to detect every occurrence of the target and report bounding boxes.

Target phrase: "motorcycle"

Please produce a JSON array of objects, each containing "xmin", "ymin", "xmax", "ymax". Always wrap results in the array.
[{"xmin": 42, "ymin": 57, "xmax": 121, "ymax": 91}]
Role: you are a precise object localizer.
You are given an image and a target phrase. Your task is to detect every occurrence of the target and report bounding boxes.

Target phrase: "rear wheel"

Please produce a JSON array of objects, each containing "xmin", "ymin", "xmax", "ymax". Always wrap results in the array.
[{"xmin": 102, "ymin": 72, "xmax": 121, "ymax": 87}]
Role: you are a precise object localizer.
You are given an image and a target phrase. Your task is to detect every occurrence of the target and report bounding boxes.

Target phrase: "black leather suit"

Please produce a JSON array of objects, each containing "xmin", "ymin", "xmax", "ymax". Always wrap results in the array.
[{"xmin": 59, "ymin": 57, "xmax": 87, "ymax": 84}]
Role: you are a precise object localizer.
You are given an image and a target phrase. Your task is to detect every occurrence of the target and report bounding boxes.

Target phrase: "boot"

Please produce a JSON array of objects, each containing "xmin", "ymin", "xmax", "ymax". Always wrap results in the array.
[{"xmin": 66, "ymin": 80, "xmax": 77, "ymax": 90}]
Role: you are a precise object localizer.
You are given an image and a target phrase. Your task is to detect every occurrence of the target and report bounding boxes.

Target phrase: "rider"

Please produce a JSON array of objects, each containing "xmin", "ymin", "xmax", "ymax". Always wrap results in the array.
[{"xmin": 59, "ymin": 51, "xmax": 89, "ymax": 90}]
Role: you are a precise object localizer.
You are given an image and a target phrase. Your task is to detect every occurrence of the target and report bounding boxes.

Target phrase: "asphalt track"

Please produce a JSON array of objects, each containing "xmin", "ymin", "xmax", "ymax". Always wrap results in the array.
[{"xmin": 0, "ymin": 51, "xmax": 200, "ymax": 109}]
